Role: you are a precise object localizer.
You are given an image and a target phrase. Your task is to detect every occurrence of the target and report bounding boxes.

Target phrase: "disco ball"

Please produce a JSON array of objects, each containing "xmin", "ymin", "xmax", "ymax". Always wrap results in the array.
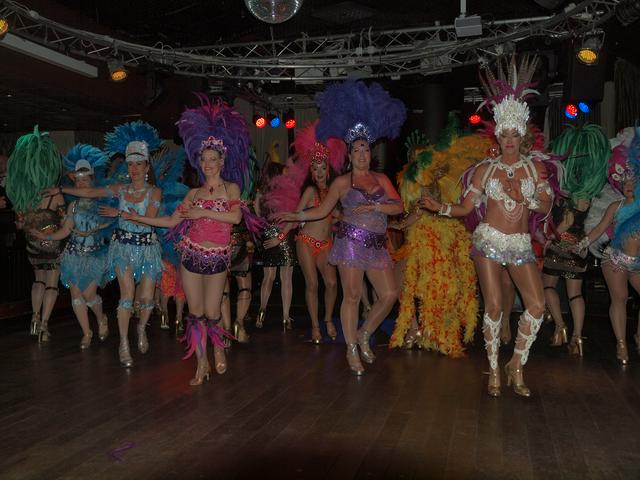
[{"xmin": 244, "ymin": 0, "xmax": 303, "ymax": 24}]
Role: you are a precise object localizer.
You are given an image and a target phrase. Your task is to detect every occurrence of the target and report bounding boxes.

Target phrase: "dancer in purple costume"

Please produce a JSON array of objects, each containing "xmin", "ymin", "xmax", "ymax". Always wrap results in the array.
[{"xmin": 278, "ymin": 80, "xmax": 406, "ymax": 375}]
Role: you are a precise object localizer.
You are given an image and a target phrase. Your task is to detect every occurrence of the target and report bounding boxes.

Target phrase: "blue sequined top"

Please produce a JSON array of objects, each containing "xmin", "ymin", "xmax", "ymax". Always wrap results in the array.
[
  {"xmin": 117, "ymin": 187, "xmax": 158, "ymax": 233},
  {"xmin": 68, "ymin": 199, "xmax": 107, "ymax": 253}
]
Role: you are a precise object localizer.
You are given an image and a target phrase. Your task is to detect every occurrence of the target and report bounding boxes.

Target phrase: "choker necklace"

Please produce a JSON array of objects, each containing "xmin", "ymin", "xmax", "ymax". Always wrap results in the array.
[
  {"xmin": 495, "ymin": 158, "xmax": 524, "ymax": 179},
  {"xmin": 206, "ymin": 182, "xmax": 224, "ymax": 194},
  {"xmin": 127, "ymin": 183, "xmax": 148, "ymax": 195}
]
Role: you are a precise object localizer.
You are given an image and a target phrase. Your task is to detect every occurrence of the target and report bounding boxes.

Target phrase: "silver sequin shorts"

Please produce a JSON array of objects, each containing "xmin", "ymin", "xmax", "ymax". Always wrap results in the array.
[{"xmin": 471, "ymin": 223, "xmax": 536, "ymax": 267}]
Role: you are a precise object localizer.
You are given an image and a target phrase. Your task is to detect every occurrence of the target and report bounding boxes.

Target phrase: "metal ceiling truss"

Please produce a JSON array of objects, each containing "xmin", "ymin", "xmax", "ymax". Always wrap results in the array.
[{"xmin": 0, "ymin": 0, "xmax": 619, "ymax": 81}]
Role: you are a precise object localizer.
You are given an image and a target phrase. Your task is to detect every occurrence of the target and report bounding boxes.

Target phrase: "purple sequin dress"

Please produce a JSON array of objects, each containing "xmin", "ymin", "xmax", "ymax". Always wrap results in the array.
[{"xmin": 329, "ymin": 185, "xmax": 393, "ymax": 270}]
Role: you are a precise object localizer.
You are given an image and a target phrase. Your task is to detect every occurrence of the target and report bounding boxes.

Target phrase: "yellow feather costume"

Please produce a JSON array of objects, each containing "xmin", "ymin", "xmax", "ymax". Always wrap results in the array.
[{"xmin": 390, "ymin": 133, "xmax": 491, "ymax": 356}]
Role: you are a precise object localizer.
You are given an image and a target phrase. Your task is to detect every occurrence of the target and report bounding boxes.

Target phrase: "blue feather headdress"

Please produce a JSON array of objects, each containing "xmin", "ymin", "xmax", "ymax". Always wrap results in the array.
[
  {"xmin": 104, "ymin": 121, "xmax": 162, "ymax": 161},
  {"xmin": 315, "ymin": 80, "xmax": 407, "ymax": 144},
  {"xmin": 176, "ymin": 93, "xmax": 251, "ymax": 191},
  {"xmin": 612, "ymin": 126, "xmax": 640, "ymax": 249},
  {"xmin": 153, "ymin": 148, "xmax": 190, "ymax": 264},
  {"xmin": 63, "ymin": 143, "xmax": 108, "ymax": 175}
]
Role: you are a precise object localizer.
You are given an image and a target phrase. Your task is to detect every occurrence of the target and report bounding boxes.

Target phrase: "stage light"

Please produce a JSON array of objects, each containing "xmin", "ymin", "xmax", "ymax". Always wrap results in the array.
[
  {"xmin": 108, "ymin": 58, "xmax": 128, "ymax": 82},
  {"xmin": 468, "ymin": 114, "xmax": 481, "ymax": 125},
  {"xmin": 283, "ymin": 110, "xmax": 296, "ymax": 129},
  {"xmin": 0, "ymin": 18, "xmax": 9, "ymax": 39},
  {"xmin": 253, "ymin": 114, "xmax": 266, "ymax": 128},
  {"xmin": 565, "ymin": 104, "xmax": 579, "ymax": 119},
  {"xmin": 578, "ymin": 102, "xmax": 591, "ymax": 113},
  {"xmin": 268, "ymin": 114, "xmax": 281, "ymax": 128},
  {"xmin": 576, "ymin": 32, "xmax": 603, "ymax": 66}
]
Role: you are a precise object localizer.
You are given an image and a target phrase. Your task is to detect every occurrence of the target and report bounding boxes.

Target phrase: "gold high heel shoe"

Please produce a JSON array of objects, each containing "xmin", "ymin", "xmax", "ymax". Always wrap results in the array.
[
  {"xmin": 550, "ymin": 325, "xmax": 568, "ymax": 346},
  {"xmin": 283, "ymin": 317, "xmax": 293, "ymax": 331},
  {"xmin": 403, "ymin": 327, "xmax": 423, "ymax": 350},
  {"xmin": 189, "ymin": 361, "xmax": 211, "ymax": 386},
  {"xmin": 98, "ymin": 314, "xmax": 109, "ymax": 341},
  {"xmin": 160, "ymin": 310, "xmax": 170, "ymax": 330},
  {"xmin": 504, "ymin": 363, "xmax": 531, "ymax": 397},
  {"xmin": 213, "ymin": 345, "xmax": 227, "ymax": 374},
  {"xmin": 487, "ymin": 370, "xmax": 501, "ymax": 397},
  {"xmin": 80, "ymin": 330, "xmax": 93, "ymax": 350},
  {"xmin": 568, "ymin": 336, "xmax": 584, "ymax": 357},
  {"xmin": 30, "ymin": 312, "xmax": 41, "ymax": 336},
  {"xmin": 325, "ymin": 320, "xmax": 337, "ymax": 341},
  {"xmin": 234, "ymin": 322, "xmax": 250, "ymax": 343},
  {"xmin": 255, "ymin": 310, "xmax": 265, "ymax": 329},
  {"xmin": 346, "ymin": 343, "xmax": 365, "ymax": 376},
  {"xmin": 311, "ymin": 326, "xmax": 322, "ymax": 344},
  {"xmin": 357, "ymin": 329, "xmax": 376, "ymax": 363},
  {"xmin": 616, "ymin": 339, "xmax": 629, "ymax": 365}
]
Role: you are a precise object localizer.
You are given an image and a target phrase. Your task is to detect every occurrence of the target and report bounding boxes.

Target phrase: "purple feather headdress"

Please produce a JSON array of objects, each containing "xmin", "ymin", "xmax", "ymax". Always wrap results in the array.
[
  {"xmin": 315, "ymin": 80, "xmax": 407, "ymax": 144},
  {"xmin": 177, "ymin": 93, "xmax": 251, "ymax": 191}
]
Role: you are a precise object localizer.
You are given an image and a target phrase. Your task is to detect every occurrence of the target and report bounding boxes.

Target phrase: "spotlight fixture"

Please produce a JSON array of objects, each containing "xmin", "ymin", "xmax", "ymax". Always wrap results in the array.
[
  {"xmin": 578, "ymin": 102, "xmax": 591, "ymax": 113},
  {"xmin": 576, "ymin": 31, "xmax": 604, "ymax": 66},
  {"xmin": 268, "ymin": 114, "xmax": 281, "ymax": 128},
  {"xmin": 468, "ymin": 114, "xmax": 481, "ymax": 125},
  {"xmin": 253, "ymin": 113, "xmax": 266, "ymax": 128},
  {"xmin": 0, "ymin": 18, "xmax": 9, "ymax": 39},
  {"xmin": 283, "ymin": 110, "xmax": 296, "ymax": 129},
  {"xmin": 108, "ymin": 58, "xmax": 128, "ymax": 82},
  {"xmin": 564, "ymin": 103, "xmax": 579, "ymax": 119}
]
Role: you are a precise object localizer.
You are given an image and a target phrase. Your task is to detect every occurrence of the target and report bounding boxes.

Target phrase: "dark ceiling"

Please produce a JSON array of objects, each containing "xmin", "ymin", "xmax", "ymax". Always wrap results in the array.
[
  {"xmin": 51, "ymin": 0, "xmax": 553, "ymax": 46},
  {"xmin": 1, "ymin": 0, "xmax": 639, "ymax": 137}
]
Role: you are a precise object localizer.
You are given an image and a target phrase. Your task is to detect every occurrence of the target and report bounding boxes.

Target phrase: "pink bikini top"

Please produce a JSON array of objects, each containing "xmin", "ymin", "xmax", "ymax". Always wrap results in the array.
[{"xmin": 187, "ymin": 198, "xmax": 234, "ymax": 245}]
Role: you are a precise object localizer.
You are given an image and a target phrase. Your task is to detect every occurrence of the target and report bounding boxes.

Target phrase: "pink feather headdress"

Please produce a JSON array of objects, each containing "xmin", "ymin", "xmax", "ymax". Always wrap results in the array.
[{"xmin": 264, "ymin": 121, "xmax": 347, "ymax": 215}]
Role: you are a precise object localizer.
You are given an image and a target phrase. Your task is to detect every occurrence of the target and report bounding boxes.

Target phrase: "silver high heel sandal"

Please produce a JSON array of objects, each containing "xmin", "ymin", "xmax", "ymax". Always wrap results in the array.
[
  {"xmin": 346, "ymin": 343, "xmax": 364, "ymax": 376},
  {"xmin": 357, "ymin": 329, "xmax": 375, "ymax": 364},
  {"xmin": 119, "ymin": 339, "xmax": 134, "ymax": 367},
  {"xmin": 137, "ymin": 322, "xmax": 149, "ymax": 354},
  {"xmin": 80, "ymin": 330, "xmax": 93, "ymax": 350}
]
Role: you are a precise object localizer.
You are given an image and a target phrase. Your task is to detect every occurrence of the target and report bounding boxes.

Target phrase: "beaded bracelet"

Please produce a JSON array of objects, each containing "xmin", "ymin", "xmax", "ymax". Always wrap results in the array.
[{"xmin": 438, "ymin": 203, "xmax": 452, "ymax": 217}]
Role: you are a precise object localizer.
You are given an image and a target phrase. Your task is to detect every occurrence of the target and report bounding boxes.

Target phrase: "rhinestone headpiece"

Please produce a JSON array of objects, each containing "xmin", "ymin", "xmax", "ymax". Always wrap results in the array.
[
  {"xmin": 200, "ymin": 136, "xmax": 227, "ymax": 155},
  {"xmin": 309, "ymin": 142, "xmax": 330, "ymax": 166},
  {"xmin": 125, "ymin": 140, "xmax": 149, "ymax": 162},
  {"xmin": 345, "ymin": 122, "xmax": 374, "ymax": 144},
  {"xmin": 493, "ymin": 95, "xmax": 530, "ymax": 137}
]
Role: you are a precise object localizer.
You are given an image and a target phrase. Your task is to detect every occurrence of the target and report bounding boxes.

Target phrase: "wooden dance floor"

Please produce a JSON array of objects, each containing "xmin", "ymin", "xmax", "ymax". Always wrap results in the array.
[{"xmin": 2, "ymin": 308, "xmax": 640, "ymax": 480}]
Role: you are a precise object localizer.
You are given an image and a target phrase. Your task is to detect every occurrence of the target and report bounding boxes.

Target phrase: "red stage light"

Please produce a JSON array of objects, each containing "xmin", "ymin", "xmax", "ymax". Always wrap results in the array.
[
  {"xmin": 469, "ymin": 114, "xmax": 481, "ymax": 125},
  {"xmin": 285, "ymin": 119, "xmax": 296, "ymax": 129},
  {"xmin": 564, "ymin": 104, "xmax": 578, "ymax": 119},
  {"xmin": 253, "ymin": 114, "xmax": 266, "ymax": 128}
]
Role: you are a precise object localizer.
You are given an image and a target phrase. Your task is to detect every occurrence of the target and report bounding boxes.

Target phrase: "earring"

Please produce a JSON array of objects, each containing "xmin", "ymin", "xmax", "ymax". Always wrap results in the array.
[{"xmin": 145, "ymin": 173, "xmax": 149, "ymax": 182}]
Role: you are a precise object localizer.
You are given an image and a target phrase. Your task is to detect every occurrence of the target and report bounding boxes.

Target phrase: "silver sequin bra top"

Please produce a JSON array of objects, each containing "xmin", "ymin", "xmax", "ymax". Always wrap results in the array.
[{"xmin": 485, "ymin": 176, "xmax": 536, "ymax": 212}]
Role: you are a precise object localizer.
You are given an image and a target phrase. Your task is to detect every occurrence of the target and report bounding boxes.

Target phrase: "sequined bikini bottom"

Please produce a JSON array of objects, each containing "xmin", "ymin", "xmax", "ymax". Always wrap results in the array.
[
  {"xmin": 177, "ymin": 236, "xmax": 230, "ymax": 275},
  {"xmin": 602, "ymin": 247, "xmax": 640, "ymax": 274},
  {"xmin": 471, "ymin": 223, "xmax": 535, "ymax": 267}
]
